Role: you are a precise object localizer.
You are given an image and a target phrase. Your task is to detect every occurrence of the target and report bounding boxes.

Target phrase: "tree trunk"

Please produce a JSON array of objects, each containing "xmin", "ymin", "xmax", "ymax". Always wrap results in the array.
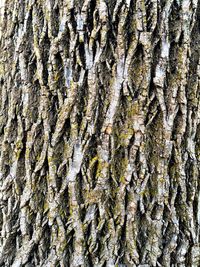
[{"xmin": 0, "ymin": 0, "xmax": 199, "ymax": 266}]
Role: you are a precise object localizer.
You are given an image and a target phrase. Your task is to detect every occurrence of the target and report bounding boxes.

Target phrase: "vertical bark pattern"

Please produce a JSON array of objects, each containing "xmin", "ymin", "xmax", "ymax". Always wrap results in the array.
[{"xmin": 0, "ymin": 0, "xmax": 199, "ymax": 266}]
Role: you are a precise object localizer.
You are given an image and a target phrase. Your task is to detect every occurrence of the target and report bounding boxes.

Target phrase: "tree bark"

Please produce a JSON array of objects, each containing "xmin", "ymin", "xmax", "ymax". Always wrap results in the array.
[{"xmin": 0, "ymin": 0, "xmax": 199, "ymax": 266}]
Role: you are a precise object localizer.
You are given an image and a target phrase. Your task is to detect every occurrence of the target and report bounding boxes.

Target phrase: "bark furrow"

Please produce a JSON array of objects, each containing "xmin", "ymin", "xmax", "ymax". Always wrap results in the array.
[{"xmin": 0, "ymin": 0, "xmax": 199, "ymax": 266}]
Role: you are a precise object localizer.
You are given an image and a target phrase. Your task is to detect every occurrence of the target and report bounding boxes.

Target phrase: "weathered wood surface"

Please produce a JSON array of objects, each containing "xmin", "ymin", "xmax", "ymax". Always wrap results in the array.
[{"xmin": 0, "ymin": 0, "xmax": 199, "ymax": 266}]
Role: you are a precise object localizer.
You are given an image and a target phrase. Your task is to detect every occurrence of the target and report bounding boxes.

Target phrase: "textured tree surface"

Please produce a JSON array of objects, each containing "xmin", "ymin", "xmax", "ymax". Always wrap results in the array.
[{"xmin": 0, "ymin": 0, "xmax": 200, "ymax": 266}]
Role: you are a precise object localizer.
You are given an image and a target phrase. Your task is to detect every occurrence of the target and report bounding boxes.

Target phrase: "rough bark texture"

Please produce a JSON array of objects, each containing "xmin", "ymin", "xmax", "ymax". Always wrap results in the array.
[{"xmin": 0, "ymin": 0, "xmax": 200, "ymax": 266}]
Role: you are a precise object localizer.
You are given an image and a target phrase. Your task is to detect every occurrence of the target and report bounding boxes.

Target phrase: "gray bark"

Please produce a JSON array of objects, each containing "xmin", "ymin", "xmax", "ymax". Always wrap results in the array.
[{"xmin": 0, "ymin": 0, "xmax": 200, "ymax": 266}]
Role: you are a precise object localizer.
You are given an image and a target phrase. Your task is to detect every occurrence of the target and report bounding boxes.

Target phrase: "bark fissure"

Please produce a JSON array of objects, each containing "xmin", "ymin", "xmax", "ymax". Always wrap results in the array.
[{"xmin": 0, "ymin": 0, "xmax": 199, "ymax": 266}]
